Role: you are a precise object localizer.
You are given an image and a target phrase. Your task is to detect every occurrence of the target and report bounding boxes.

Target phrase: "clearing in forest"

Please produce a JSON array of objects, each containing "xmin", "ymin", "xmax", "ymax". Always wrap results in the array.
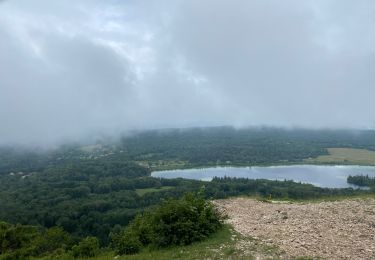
[{"xmin": 306, "ymin": 147, "xmax": 375, "ymax": 165}]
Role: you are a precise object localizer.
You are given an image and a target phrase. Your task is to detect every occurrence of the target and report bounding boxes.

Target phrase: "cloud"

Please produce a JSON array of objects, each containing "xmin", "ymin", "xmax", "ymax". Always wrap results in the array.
[
  {"xmin": 164, "ymin": 0, "xmax": 375, "ymax": 128},
  {"xmin": 1, "ymin": 0, "xmax": 375, "ymax": 145}
]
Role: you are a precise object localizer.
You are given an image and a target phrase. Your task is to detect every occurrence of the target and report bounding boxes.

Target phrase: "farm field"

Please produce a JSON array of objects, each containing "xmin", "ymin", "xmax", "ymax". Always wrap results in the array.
[
  {"xmin": 305, "ymin": 148, "xmax": 375, "ymax": 165},
  {"xmin": 135, "ymin": 186, "xmax": 174, "ymax": 196}
]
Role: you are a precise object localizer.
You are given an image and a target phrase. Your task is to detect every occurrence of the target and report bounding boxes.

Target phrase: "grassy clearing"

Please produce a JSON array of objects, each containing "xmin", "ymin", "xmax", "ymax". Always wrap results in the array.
[
  {"xmin": 149, "ymin": 148, "xmax": 375, "ymax": 171},
  {"xmin": 305, "ymin": 148, "xmax": 375, "ymax": 165},
  {"xmin": 80, "ymin": 144, "xmax": 103, "ymax": 153},
  {"xmin": 91, "ymin": 225, "xmax": 291, "ymax": 260},
  {"xmin": 135, "ymin": 186, "xmax": 174, "ymax": 196},
  {"xmin": 136, "ymin": 159, "xmax": 189, "ymax": 171},
  {"xmin": 94, "ymin": 225, "xmax": 247, "ymax": 260}
]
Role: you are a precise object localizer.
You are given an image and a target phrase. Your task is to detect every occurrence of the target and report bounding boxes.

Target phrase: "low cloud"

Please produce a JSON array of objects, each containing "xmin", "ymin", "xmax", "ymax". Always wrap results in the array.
[{"xmin": 1, "ymin": 0, "xmax": 375, "ymax": 145}]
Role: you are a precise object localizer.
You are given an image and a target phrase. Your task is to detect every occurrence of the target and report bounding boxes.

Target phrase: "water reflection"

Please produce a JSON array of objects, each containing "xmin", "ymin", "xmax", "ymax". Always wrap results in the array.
[{"xmin": 152, "ymin": 165, "xmax": 375, "ymax": 188}]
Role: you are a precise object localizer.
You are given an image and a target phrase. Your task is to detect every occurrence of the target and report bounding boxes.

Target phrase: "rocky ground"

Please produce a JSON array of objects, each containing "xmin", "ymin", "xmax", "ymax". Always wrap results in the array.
[{"xmin": 214, "ymin": 198, "xmax": 375, "ymax": 259}]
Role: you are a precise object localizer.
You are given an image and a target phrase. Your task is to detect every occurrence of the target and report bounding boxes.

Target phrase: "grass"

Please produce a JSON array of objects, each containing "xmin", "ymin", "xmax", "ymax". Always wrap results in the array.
[
  {"xmin": 90, "ymin": 225, "xmax": 293, "ymax": 260},
  {"xmin": 37, "ymin": 224, "xmax": 289, "ymax": 260},
  {"xmin": 305, "ymin": 148, "xmax": 375, "ymax": 165},
  {"xmin": 136, "ymin": 159, "xmax": 189, "ymax": 171},
  {"xmin": 36, "ymin": 206, "xmax": 333, "ymax": 260},
  {"xmin": 35, "ymin": 226, "xmax": 243, "ymax": 260},
  {"xmin": 135, "ymin": 186, "xmax": 174, "ymax": 196},
  {"xmin": 36, "ymin": 226, "xmax": 255, "ymax": 260},
  {"xmin": 80, "ymin": 144, "xmax": 103, "ymax": 153},
  {"xmin": 93, "ymin": 225, "xmax": 248, "ymax": 260}
]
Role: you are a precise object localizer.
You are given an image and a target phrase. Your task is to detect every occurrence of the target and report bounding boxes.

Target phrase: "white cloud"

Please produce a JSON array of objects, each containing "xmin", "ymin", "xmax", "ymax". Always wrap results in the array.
[{"xmin": 1, "ymin": 0, "xmax": 375, "ymax": 145}]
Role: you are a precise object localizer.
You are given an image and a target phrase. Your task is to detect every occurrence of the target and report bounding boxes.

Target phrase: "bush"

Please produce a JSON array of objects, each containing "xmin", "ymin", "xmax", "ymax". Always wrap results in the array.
[
  {"xmin": 111, "ymin": 229, "xmax": 142, "ymax": 255},
  {"xmin": 0, "ymin": 222, "xmax": 72, "ymax": 259},
  {"xmin": 112, "ymin": 193, "xmax": 223, "ymax": 254},
  {"xmin": 32, "ymin": 227, "xmax": 73, "ymax": 256},
  {"xmin": 0, "ymin": 222, "xmax": 39, "ymax": 258},
  {"xmin": 72, "ymin": 236, "xmax": 99, "ymax": 258}
]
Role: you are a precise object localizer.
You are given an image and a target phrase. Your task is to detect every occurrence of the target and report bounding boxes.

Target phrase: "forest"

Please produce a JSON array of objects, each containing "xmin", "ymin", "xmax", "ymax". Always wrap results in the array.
[
  {"xmin": 3, "ymin": 127, "xmax": 375, "ymax": 175},
  {"xmin": 347, "ymin": 175, "xmax": 375, "ymax": 187},
  {"xmin": 1, "ymin": 127, "xmax": 375, "ymax": 258}
]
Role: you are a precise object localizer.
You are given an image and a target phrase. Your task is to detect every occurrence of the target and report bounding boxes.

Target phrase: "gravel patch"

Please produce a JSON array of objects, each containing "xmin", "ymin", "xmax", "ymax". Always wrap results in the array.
[{"xmin": 214, "ymin": 198, "xmax": 375, "ymax": 259}]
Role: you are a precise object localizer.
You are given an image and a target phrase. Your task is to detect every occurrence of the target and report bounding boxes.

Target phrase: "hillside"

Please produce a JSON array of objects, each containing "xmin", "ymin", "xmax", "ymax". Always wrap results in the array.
[{"xmin": 1, "ymin": 128, "xmax": 375, "ymax": 258}]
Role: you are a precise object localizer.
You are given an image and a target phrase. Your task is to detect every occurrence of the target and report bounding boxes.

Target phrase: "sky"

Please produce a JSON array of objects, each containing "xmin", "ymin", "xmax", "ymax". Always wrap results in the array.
[{"xmin": 1, "ymin": 0, "xmax": 375, "ymax": 145}]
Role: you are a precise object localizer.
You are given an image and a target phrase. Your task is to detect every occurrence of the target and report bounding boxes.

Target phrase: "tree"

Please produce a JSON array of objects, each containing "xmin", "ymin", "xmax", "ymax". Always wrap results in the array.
[
  {"xmin": 31, "ymin": 227, "xmax": 73, "ymax": 256},
  {"xmin": 112, "ymin": 193, "xmax": 224, "ymax": 255},
  {"xmin": 72, "ymin": 236, "xmax": 100, "ymax": 258}
]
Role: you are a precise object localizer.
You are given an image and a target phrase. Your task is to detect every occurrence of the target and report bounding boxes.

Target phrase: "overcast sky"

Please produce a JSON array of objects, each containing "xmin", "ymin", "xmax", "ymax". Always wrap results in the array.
[{"xmin": 1, "ymin": 0, "xmax": 375, "ymax": 145}]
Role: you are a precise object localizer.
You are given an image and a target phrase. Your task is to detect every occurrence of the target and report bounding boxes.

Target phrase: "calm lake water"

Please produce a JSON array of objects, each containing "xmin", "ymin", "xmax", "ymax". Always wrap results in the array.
[{"xmin": 151, "ymin": 165, "xmax": 375, "ymax": 188}]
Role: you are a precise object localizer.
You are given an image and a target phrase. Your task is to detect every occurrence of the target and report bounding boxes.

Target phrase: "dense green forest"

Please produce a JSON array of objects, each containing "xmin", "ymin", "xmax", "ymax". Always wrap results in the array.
[
  {"xmin": 120, "ymin": 127, "xmax": 375, "ymax": 168},
  {"xmin": 1, "ymin": 127, "xmax": 375, "ymax": 258},
  {"xmin": 0, "ymin": 194, "xmax": 224, "ymax": 259},
  {"xmin": 347, "ymin": 175, "xmax": 375, "ymax": 187},
  {"xmin": 3, "ymin": 127, "xmax": 375, "ymax": 175}
]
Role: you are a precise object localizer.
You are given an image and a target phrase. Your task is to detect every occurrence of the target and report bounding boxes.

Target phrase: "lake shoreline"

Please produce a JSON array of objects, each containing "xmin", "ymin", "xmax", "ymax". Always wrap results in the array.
[
  {"xmin": 149, "ymin": 161, "xmax": 375, "ymax": 172},
  {"xmin": 151, "ymin": 164, "xmax": 375, "ymax": 189}
]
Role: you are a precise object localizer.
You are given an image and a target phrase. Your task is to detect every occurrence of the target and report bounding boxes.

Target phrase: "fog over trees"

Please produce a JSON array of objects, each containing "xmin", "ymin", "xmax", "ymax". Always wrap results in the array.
[{"xmin": 1, "ymin": 0, "xmax": 375, "ymax": 145}]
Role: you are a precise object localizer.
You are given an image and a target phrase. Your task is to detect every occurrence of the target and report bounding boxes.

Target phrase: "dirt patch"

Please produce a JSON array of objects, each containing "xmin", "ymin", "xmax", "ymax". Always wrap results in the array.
[{"xmin": 214, "ymin": 198, "xmax": 375, "ymax": 259}]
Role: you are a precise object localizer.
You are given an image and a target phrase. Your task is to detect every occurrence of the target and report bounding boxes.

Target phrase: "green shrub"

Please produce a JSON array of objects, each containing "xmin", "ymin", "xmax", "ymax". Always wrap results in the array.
[
  {"xmin": 111, "ymin": 229, "xmax": 142, "ymax": 255},
  {"xmin": 72, "ymin": 236, "xmax": 99, "ymax": 258},
  {"xmin": 112, "ymin": 193, "xmax": 223, "ymax": 255},
  {"xmin": 0, "ymin": 222, "xmax": 74, "ymax": 259},
  {"xmin": 0, "ymin": 222, "xmax": 39, "ymax": 258},
  {"xmin": 32, "ymin": 227, "xmax": 73, "ymax": 256}
]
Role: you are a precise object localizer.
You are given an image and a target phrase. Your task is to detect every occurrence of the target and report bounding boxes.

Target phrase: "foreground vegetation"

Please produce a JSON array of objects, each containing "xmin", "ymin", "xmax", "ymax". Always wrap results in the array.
[
  {"xmin": 97, "ymin": 225, "xmax": 283, "ymax": 260},
  {"xmin": 0, "ymin": 194, "xmax": 224, "ymax": 259},
  {"xmin": 111, "ymin": 193, "xmax": 223, "ymax": 255},
  {"xmin": 0, "ymin": 221, "xmax": 94, "ymax": 259}
]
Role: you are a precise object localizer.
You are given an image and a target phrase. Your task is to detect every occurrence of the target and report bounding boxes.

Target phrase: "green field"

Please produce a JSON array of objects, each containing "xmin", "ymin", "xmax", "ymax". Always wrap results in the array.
[
  {"xmin": 305, "ymin": 148, "xmax": 375, "ymax": 165},
  {"xmin": 135, "ymin": 186, "xmax": 174, "ymax": 196},
  {"xmin": 136, "ymin": 159, "xmax": 189, "ymax": 170}
]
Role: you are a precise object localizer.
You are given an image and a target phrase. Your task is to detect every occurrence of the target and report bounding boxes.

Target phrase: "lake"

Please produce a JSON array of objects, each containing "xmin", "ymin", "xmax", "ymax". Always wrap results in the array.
[{"xmin": 151, "ymin": 165, "xmax": 375, "ymax": 188}]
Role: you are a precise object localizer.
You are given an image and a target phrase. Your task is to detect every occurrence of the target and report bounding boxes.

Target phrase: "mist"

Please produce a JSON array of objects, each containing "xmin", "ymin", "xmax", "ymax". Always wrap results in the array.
[{"xmin": 1, "ymin": 0, "xmax": 375, "ymax": 145}]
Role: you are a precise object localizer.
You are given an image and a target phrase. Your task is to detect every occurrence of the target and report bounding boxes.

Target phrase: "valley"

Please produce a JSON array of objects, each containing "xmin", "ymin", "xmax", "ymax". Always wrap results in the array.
[{"xmin": 1, "ymin": 127, "xmax": 375, "ymax": 259}]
